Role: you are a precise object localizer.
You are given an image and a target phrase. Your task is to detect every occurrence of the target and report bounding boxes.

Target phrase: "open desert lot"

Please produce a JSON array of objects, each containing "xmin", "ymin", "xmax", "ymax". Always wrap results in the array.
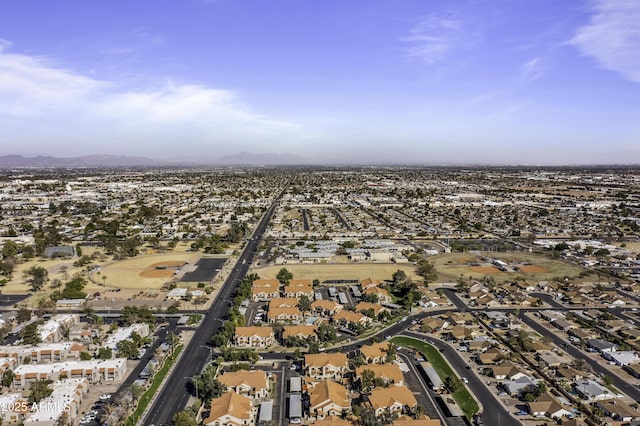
[
  {"xmin": 252, "ymin": 263, "xmax": 419, "ymax": 282},
  {"xmin": 431, "ymin": 252, "xmax": 584, "ymax": 282}
]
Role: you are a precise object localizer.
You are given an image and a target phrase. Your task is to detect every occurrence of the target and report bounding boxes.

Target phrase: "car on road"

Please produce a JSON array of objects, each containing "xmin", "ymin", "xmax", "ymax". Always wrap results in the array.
[
  {"xmin": 462, "ymin": 377, "xmax": 468, "ymax": 384},
  {"xmin": 99, "ymin": 393, "xmax": 111, "ymax": 401}
]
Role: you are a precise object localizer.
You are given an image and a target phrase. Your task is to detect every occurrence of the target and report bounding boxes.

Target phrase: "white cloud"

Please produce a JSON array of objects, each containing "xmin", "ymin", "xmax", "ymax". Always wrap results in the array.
[
  {"xmin": 0, "ymin": 50, "xmax": 106, "ymax": 115},
  {"xmin": 402, "ymin": 14, "xmax": 464, "ymax": 64},
  {"xmin": 0, "ymin": 38, "xmax": 12, "ymax": 52},
  {"xmin": 570, "ymin": 0, "xmax": 640, "ymax": 82},
  {"xmin": 0, "ymin": 41, "xmax": 300, "ymax": 155},
  {"xmin": 520, "ymin": 57, "xmax": 546, "ymax": 82}
]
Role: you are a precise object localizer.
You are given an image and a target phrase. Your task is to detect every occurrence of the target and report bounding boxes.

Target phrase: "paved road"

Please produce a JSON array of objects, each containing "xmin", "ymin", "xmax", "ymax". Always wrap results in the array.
[
  {"xmin": 520, "ymin": 314, "xmax": 640, "ymax": 402},
  {"xmin": 396, "ymin": 350, "xmax": 447, "ymax": 423},
  {"xmin": 401, "ymin": 331, "xmax": 520, "ymax": 426},
  {"xmin": 143, "ymin": 185, "xmax": 287, "ymax": 426}
]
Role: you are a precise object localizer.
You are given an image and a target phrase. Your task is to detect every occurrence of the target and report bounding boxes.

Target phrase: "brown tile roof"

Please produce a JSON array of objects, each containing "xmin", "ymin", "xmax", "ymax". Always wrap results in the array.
[
  {"xmin": 393, "ymin": 415, "xmax": 441, "ymax": 425},
  {"xmin": 283, "ymin": 325, "xmax": 318, "ymax": 339},
  {"xmin": 311, "ymin": 300, "xmax": 342, "ymax": 311},
  {"xmin": 204, "ymin": 391, "xmax": 252, "ymax": 424},
  {"xmin": 218, "ymin": 370, "xmax": 268, "ymax": 391},
  {"xmin": 305, "ymin": 353, "xmax": 348, "ymax": 368},
  {"xmin": 356, "ymin": 364, "xmax": 404, "ymax": 383},
  {"xmin": 368, "ymin": 386, "xmax": 417, "ymax": 411},
  {"xmin": 253, "ymin": 279, "xmax": 280, "ymax": 287},
  {"xmin": 359, "ymin": 342, "xmax": 389, "ymax": 361},
  {"xmin": 313, "ymin": 415, "xmax": 352, "ymax": 425},
  {"xmin": 235, "ymin": 326, "xmax": 274, "ymax": 338},
  {"xmin": 354, "ymin": 302, "xmax": 385, "ymax": 316},
  {"xmin": 333, "ymin": 310, "xmax": 367, "ymax": 324},
  {"xmin": 360, "ymin": 278, "xmax": 380, "ymax": 289},
  {"xmin": 269, "ymin": 297, "xmax": 299, "ymax": 308},
  {"xmin": 309, "ymin": 379, "xmax": 350, "ymax": 410}
]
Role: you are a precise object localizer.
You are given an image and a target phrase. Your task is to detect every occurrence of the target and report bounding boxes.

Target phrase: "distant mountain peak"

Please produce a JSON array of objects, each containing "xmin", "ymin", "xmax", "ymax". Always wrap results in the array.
[
  {"xmin": 0, "ymin": 154, "xmax": 170, "ymax": 168},
  {"xmin": 0, "ymin": 152, "xmax": 308, "ymax": 168}
]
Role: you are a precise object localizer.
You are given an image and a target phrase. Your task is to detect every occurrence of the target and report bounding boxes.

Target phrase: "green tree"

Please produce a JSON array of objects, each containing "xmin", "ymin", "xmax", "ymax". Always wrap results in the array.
[
  {"xmin": 98, "ymin": 347, "xmax": 113, "ymax": 360},
  {"xmin": 16, "ymin": 305, "xmax": 32, "ymax": 323},
  {"xmin": 276, "ymin": 268, "xmax": 293, "ymax": 285},
  {"xmin": 444, "ymin": 376, "xmax": 463, "ymax": 393},
  {"xmin": 194, "ymin": 364, "xmax": 226, "ymax": 403},
  {"xmin": 385, "ymin": 342, "xmax": 397, "ymax": 363},
  {"xmin": 2, "ymin": 240, "xmax": 18, "ymax": 259},
  {"xmin": 167, "ymin": 301, "xmax": 181, "ymax": 314},
  {"xmin": 59, "ymin": 277, "xmax": 87, "ymax": 299},
  {"xmin": 172, "ymin": 411, "xmax": 198, "ymax": 426},
  {"xmin": 24, "ymin": 266, "xmax": 48, "ymax": 291},
  {"xmin": 1, "ymin": 369, "xmax": 15, "ymax": 387},
  {"xmin": 28, "ymin": 379, "xmax": 53, "ymax": 403},
  {"xmin": 392, "ymin": 269, "xmax": 408, "ymax": 284},
  {"xmin": 80, "ymin": 351, "xmax": 92, "ymax": 361},
  {"xmin": 116, "ymin": 339, "xmax": 140, "ymax": 359},
  {"xmin": 361, "ymin": 369, "xmax": 376, "ymax": 392},
  {"xmin": 121, "ymin": 305, "xmax": 156, "ymax": 325},
  {"xmin": 21, "ymin": 322, "xmax": 42, "ymax": 345},
  {"xmin": 0, "ymin": 260, "xmax": 14, "ymax": 278},
  {"xmin": 298, "ymin": 295, "xmax": 311, "ymax": 312},
  {"xmin": 417, "ymin": 258, "xmax": 437, "ymax": 283},
  {"xmin": 131, "ymin": 383, "xmax": 145, "ymax": 401},
  {"xmin": 363, "ymin": 293, "xmax": 379, "ymax": 303},
  {"xmin": 317, "ymin": 323, "xmax": 337, "ymax": 342}
]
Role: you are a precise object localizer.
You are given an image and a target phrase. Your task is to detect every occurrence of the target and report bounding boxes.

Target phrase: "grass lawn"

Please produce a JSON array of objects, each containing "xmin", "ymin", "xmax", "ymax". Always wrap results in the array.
[
  {"xmin": 391, "ymin": 336, "xmax": 479, "ymax": 419},
  {"xmin": 125, "ymin": 344, "xmax": 184, "ymax": 426}
]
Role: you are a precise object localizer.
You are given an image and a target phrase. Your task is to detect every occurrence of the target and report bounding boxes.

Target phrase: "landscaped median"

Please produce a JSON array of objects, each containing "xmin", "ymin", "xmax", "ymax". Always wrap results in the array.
[
  {"xmin": 125, "ymin": 344, "xmax": 185, "ymax": 426},
  {"xmin": 390, "ymin": 336, "xmax": 479, "ymax": 419}
]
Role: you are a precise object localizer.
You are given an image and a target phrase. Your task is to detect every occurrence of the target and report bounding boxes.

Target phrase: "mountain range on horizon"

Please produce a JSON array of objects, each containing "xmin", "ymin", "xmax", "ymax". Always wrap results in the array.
[
  {"xmin": 0, "ymin": 152, "xmax": 308, "ymax": 168},
  {"xmin": 1, "ymin": 153, "xmax": 638, "ymax": 169}
]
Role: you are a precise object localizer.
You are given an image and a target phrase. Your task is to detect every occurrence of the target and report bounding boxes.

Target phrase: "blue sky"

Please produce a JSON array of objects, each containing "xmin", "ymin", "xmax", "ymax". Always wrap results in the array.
[{"xmin": 0, "ymin": 0, "xmax": 639, "ymax": 164}]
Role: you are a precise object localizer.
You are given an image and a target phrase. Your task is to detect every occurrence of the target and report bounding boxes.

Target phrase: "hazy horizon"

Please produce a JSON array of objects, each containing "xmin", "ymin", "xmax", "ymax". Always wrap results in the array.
[{"xmin": 1, "ymin": 0, "xmax": 639, "ymax": 165}]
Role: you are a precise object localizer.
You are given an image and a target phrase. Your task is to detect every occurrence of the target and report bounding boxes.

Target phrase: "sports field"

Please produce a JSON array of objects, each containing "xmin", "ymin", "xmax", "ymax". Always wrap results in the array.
[
  {"xmin": 431, "ymin": 252, "xmax": 584, "ymax": 282},
  {"xmin": 253, "ymin": 263, "xmax": 419, "ymax": 282},
  {"xmin": 95, "ymin": 252, "xmax": 202, "ymax": 289}
]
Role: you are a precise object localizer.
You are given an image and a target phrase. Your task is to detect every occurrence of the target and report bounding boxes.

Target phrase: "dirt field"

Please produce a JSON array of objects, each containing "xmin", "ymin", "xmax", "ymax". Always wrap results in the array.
[
  {"xmin": 1, "ymin": 245, "xmax": 112, "ymax": 294},
  {"xmin": 139, "ymin": 269, "xmax": 175, "ymax": 279},
  {"xmin": 138, "ymin": 260, "xmax": 188, "ymax": 278},
  {"xmin": 518, "ymin": 265, "xmax": 549, "ymax": 273},
  {"xmin": 615, "ymin": 242, "xmax": 640, "ymax": 253},
  {"xmin": 469, "ymin": 266, "xmax": 501, "ymax": 274},
  {"xmin": 432, "ymin": 252, "xmax": 584, "ymax": 282},
  {"xmin": 252, "ymin": 263, "xmax": 419, "ymax": 282},
  {"xmin": 96, "ymin": 252, "xmax": 201, "ymax": 289}
]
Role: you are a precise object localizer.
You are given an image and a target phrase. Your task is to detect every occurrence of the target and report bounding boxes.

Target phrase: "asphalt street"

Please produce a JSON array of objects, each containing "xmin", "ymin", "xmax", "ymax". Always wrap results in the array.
[
  {"xmin": 142, "ymin": 185, "xmax": 286, "ymax": 426},
  {"xmin": 520, "ymin": 314, "xmax": 640, "ymax": 402},
  {"xmin": 401, "ymin": 330, "xmax": 520, "ymax": 426}
]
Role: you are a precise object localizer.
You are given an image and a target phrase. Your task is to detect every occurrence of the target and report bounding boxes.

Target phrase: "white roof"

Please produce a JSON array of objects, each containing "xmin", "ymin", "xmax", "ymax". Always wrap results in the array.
[
  {"xmin": 608, "ymin": 351, "xmax": 640, "ymax": 365},
  {"xmin": 24, "ymin": 379, "xmax": 87, "ymax": 422},
  {"xmin": 167, "ymin": 288, "xmax": 188, "ymax": 297},
  {"xmin": 37, "ymin": 314, "xmax": 78, "ymax": 341},
  {"xmin": 0, "ymin": 342, "xmax": 75, "ymax": 356},
  {"xmin": 105, "ymin": 323, "xmax": 147, "ymax": 350},
  {"xmin": 0, "ymin": 393, "xmax": 22, "ymax": 412},
  {"xmin": 14, "ymin": 358, "xmax": 126, "ymax": 375}
]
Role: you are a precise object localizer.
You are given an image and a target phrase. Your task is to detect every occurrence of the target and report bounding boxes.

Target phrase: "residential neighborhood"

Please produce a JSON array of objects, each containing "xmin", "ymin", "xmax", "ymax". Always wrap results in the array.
[{"xmin": 0, "ymin": 166, "xmax": 639, "ymax": 426}]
